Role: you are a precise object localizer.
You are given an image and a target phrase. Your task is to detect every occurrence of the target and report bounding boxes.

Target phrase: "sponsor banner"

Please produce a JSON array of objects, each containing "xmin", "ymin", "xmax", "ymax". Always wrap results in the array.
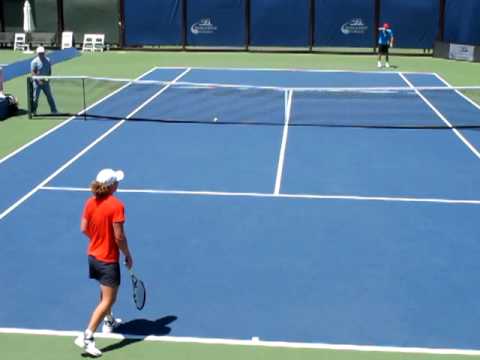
[
  {"xmin": 449, "ymin": 43, "xmax": 475, "ymax": 61},
  {"xmin": 190, "ymin": 18, "xmax": 218, "ymax": 35},
  {"xmin": 187, "ymin": 0, "xmax": 246, "ymax": 47},
  {"xmin": 315, "ymin": 0, "xmax": 375, "ymax": 47},
  {"xmin": 341, "ymin": 18, "xmax": 369, "ymax": 35}
]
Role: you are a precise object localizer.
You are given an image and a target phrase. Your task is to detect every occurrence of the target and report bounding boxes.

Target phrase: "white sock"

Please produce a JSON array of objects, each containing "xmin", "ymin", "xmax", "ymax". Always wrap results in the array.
[
  {"xmin": 84, "ymin": 329, "xmax": 93, "ymax": 339},
  {"xmin": 104, "ymin": 314, "xmax": 113, "ymax": 322}
]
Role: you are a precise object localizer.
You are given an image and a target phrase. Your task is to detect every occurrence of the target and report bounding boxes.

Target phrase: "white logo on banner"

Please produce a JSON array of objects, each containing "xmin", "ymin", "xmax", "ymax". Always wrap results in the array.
[
  {"xmin": 341, "ymin": 18, "xmax": 368, "ymax": 35},
  {"xmin": 191, "ymin": 18, "xmax": 218, "ymax": 35},
  {"xmin": 449, "ymin": 43, "xmax": 475, "ymax": 62}
]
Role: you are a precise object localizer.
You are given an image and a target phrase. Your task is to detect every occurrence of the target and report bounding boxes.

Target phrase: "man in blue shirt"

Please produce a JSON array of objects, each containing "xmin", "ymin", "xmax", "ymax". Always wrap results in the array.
[
  {"xmin": 377, "ymin": 23, "xmax": 394, "ymax": 68},
  {"xmin": 31, "ymin": 46, "xmax": 58, "ymax": 114}
]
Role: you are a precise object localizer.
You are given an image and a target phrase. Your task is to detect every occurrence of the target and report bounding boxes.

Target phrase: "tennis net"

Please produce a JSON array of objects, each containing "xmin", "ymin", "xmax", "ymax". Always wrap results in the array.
[{"xmin": 27, "ymin": 76, "xmax": 480, "ymax": 129}]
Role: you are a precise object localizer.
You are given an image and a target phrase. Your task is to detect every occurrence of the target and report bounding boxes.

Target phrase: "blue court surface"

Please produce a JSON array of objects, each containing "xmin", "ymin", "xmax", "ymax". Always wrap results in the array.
[{"xmin": 1, "ymin": 67, "xmax": 480, "ymax": 352}]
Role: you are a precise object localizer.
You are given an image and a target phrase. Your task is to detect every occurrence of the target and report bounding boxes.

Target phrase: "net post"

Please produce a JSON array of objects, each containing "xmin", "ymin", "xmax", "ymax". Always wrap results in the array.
[
  {"xmin": 27, "ymin": 76, "xmax": 33, "ymax": 119},
  {"xmin": 82, "ymin": 77, "xmax": 87, "ymax": 121}
]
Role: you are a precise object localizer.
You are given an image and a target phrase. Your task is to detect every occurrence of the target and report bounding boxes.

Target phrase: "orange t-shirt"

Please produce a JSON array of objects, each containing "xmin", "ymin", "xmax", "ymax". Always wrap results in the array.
[{"xmin": 82, "ymin": 195, "xmax": 125, "ymax": 263}]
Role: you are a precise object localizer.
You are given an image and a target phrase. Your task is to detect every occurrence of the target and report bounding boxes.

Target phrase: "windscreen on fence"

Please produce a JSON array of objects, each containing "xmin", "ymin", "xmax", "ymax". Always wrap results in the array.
[
  {"xmin": 3, "ymin": 0, "xmax": 57, "ymax": 33},
  {"xmin": 380, "ymin": 0, "xmax": 439, "ymax": 49},
  {"xmin": 314, "ymin": 0, "xmax": 375, "ymax": 48},
  {"xmin": 444, "ymin": 0, "xmax": 480, "ymax": 46},
  {"xmin": 250, "ymin": 0, "xmax": 311, "ymax": 48},
  {"xmin": 63, "ymin": 0, "xmax": 120, "ymax": 45},
  {"xmin": 3, "ymin": 0, "xmax": 23, "ymax": 32},
  {"xmin": 186, "ymin": 0, "xmax": 246, "ymax": 48},
  {"xmin": 4, "ymin": 0, "xmax": 480, "ymax": 51},
  {"xmin": 34, "ymin": 0, "xmax": 58, "ymax": 33},
  {"xmin": 125, "ymin": 0, "xmax": 182, "ymax": 46}
]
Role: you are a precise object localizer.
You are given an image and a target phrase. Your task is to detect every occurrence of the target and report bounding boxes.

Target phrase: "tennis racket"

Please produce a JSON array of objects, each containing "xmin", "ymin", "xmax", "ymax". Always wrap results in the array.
[{"xmin": 128, "ymin": 268, "xmax": 146, "ymax": 310}]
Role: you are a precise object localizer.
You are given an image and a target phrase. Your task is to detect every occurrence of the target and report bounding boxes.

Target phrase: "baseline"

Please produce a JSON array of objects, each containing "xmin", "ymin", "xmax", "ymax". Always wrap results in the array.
[
  {"xmin": 154, "ymin": 66, "xmax": 433, "ymax": 75},
  {"xmin": 0, "ymin": 328, "xmax": 479, "ymax": 356}
]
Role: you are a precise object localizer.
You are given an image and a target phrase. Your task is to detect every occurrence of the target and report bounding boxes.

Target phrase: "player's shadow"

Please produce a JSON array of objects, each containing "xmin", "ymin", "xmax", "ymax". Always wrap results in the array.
[{"xmin": 99, "ymin": 315, "xmax": 178, "ymax": 354}]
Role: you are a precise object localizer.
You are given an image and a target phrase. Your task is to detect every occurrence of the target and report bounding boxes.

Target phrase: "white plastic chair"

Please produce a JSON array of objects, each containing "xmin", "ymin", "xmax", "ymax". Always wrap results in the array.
[
  {"xmin": 82, "ymin": 33, "xmax": 105, "ymax": 52},
  {"xmin": 14, "ymin": 33, "xmax": 29, "ymax": 52}
]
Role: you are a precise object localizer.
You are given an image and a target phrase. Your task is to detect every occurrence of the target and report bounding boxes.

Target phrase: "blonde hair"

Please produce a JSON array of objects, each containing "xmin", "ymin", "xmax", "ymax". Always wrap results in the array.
[{"xmin": 90, "ymin": 181, "xmax": 116, "ymax": 198}]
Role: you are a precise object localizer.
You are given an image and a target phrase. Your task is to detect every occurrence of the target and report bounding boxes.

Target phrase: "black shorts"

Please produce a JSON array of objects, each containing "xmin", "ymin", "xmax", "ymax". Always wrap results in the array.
[
  {"xmin": 378, "ymin": 44, "xmax": 390, "ymax": 55},
  {"xmin": 88, "ymin": 255, "xmax": 120, "ymax": 287}
]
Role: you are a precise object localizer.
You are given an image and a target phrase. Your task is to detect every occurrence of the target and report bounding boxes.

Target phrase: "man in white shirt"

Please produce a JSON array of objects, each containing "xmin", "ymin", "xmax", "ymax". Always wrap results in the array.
[{"xmin": 30, "ymin": 46, "xmax": 57, "ymax": 114}]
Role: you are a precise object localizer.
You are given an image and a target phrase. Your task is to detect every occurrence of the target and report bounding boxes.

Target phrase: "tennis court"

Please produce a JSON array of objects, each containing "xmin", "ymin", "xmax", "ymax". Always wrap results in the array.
[{"xmin": 1, "ymin": 67, "xmax": 480, "ymax": 355}]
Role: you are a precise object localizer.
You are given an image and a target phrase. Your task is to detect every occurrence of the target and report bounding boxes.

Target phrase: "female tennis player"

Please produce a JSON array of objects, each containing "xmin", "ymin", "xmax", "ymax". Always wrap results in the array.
[{"xmin": 75, "ymin": 168, "xmax": 133, "ymax": 357}]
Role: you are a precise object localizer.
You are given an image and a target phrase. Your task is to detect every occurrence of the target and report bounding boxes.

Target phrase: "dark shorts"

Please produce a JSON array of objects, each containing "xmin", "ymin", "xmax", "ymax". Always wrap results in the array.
[
  {"xmin": 88, "ymin": 255, "xmax": 120, "ymax": 287},
  {"xmin": 378, "ymin": 44, "xmax": 390, "ymax": 55}
]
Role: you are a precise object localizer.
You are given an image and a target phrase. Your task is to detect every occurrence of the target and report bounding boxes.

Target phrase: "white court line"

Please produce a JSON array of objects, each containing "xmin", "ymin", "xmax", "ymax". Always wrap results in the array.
[
  {"xmin": 39, "ymin": 186, "xmax": 480, "ymax": 205},
  {"xmin": 398, "ymin": 72, "xmax": 480, "ymax": 160},
  {"xmin": 0, "ymin": 328, "xmax": 479, "ymax": 356},
  {"xmin": 433, "ymin": 73, "xmax": 480, "ymax": 111},
  {"xmin": 0, "ymin": 67, "xmax": 160, "ymax": 166},
  {"xmin": 154, "ymin": 66, "xmax": 432, "ymax": 75},
  {"xmin": 0, "ymin": 68, "xmax": 192, "ymax": 221},
  {"xmin": 274, "ymin": 89, "xmax": 293, "ymax": 194}
]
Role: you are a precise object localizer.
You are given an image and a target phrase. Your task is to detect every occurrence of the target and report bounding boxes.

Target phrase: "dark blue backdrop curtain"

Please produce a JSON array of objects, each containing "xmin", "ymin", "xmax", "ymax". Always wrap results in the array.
[
  {"xmin": 444, "ymin": 0, "xmax": 480, "ymax": 45},
  {"xmin": 380, "ymin": 0, "xmax": 439, "ymax": 48},
  {"xmin": 124, "ymin": 0, "xmax": 480, "ymax": 49},
  {"xmin": 250, "ymin": 0, "xmax": 310, "ymax": 47},
  {"xmin": 314, "ymin": 0, "xmax": 375, "ymax": 47},
  {"xmin": 186, "ymin": 0, "xmax": 246, "ymax": 47},
  {"xmin": 125, "ymin": 0, "xmax": 182, "ymax": 46}
]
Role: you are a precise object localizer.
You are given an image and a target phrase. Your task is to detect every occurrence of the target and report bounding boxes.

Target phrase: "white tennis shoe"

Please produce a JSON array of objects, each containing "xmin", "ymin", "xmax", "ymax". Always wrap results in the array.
[
  {"xmin": 377, "ymin": 61, "xmax": 382, "ymax": 68},
  {"xmin": 102, "ymin": 316, "xmax": 122, "ymax": 333},
  {"xmin": 385, "ymin": 62, "xmax": 390, "ymax": 68},
  {"xmin": 74, "ymin": 334, "xmax": 102, "ymax": 357}
]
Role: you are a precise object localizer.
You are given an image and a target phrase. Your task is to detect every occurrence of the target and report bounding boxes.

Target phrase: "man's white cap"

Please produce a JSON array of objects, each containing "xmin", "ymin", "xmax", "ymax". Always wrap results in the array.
[
  {"xmin": 36, "ymin": 46, "xmax": 45, "ymax": 54},
  {"xmin": 96, "ymin": 168, "xmax": 124, "ymax": 186}
]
